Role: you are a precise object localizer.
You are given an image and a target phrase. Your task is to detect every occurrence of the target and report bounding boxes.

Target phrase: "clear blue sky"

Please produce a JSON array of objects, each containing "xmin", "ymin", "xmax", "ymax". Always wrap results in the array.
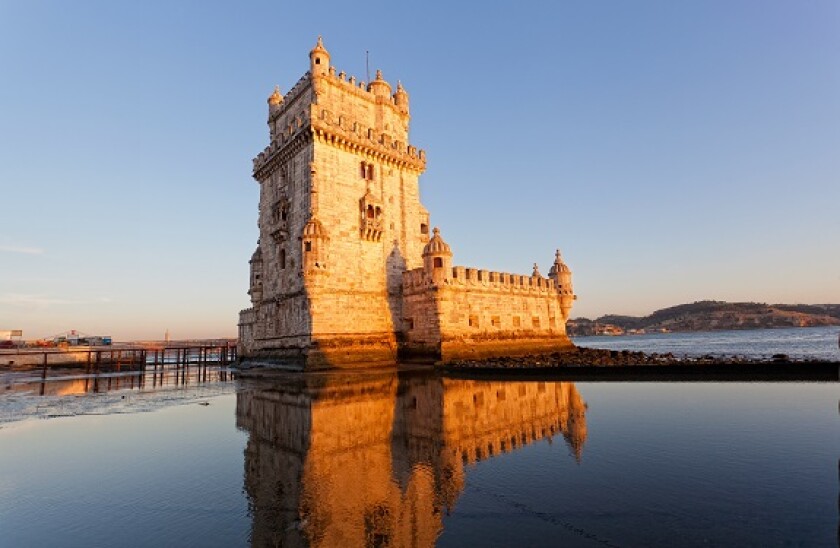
[{"xmin": 1, "ymin": 1, "xmax": 838, "ymax": 340}]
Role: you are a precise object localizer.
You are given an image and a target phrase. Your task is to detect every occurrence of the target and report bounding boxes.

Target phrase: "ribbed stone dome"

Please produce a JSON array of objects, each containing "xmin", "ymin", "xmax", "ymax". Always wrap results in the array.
[
  {"xmin": 549, "ymin": 249, "xmax": 571, "ymax": 275},
  {"xmin": 303, "ymin": 218, "xmax": 326, "ymax": 238},
  {"xmin": 423, "ymin": 227, "xmax": 452, "ymax": 257}
]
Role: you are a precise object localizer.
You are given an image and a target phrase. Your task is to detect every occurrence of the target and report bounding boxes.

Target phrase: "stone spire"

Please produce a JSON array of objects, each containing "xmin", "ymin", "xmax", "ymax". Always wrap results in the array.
[{"xmin": 532, "ymin": 263, "xmax": 541, "ymax": 277}]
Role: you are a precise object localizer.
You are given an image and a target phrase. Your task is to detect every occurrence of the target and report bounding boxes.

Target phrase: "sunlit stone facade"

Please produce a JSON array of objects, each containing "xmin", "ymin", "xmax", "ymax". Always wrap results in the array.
[{"xmin": 238, "ymin": 38, "xmax": 576, "ymax": 368}]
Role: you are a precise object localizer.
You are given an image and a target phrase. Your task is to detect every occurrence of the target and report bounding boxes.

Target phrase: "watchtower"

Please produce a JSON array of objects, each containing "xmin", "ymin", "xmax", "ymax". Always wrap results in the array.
[{"xmin": 239, "ymin": 37, "xmax": 430, "ymax": 368}]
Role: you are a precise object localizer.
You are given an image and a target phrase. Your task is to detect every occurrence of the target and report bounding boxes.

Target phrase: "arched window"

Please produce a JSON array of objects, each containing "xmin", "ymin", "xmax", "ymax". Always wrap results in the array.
[
  {"xmin": 433, "ymin": 257, "xmax": 443, "ymax": 268},
  {"xmin": 280, "ymin": 249, "xmax": 286, "ymax": 269},
  {"xmin": 367, "ymin": 205, "xmax": 375, "ymax": 219},
  {"xmin": 360, "ymin": 162, "xmax": 366, "ymax": 178}
]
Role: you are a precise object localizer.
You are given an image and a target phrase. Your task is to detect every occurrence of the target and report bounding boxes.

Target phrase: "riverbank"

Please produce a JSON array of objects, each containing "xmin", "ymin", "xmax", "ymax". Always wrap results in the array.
[{"xmin": 443, "ymin": 346, "xmax": 839, "ymax": 381}]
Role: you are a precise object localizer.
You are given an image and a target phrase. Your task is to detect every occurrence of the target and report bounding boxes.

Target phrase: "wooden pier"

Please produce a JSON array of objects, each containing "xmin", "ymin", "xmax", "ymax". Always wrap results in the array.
[{"xmin": 0, "ymin": 341, "xmax": 238, "ymax": 382}]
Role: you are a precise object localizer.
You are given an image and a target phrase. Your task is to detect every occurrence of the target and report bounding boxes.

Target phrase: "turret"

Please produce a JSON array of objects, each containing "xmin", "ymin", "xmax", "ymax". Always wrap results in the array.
[
  {"xmin": 548, "ymin": 249, "xmax": 575, "ymax": 321},
  {"xmin": 367, "ymin": 69, "xmax": 392, "ymax": 99},
  {"xmin": 393, "ymin": 81, "xmax": 409, "ymax": 115},
  {"xmin": 302, "ymin": 162, "xmax": 328, "ymax": 277},
  {"xmin": 422, "ymin": 227, "xmax": 453, "ymax": 284},
  {"xmin": 309, "ymin": 36, "xmax": 330, "ymax": 76},
  {"xmin": 302, "ymin": 218, "xmax": 328, "ymax": 275},
  {"xmin": 267, "ymin": 85, "xmax": 282, "ymax": 114},
  {"xmin": 267, "ymin": 86, "xmax": 282, "ymax": 139},
  {"xmin": 248, "ymin": 243, "xmax": 263, "ymax": 305}
]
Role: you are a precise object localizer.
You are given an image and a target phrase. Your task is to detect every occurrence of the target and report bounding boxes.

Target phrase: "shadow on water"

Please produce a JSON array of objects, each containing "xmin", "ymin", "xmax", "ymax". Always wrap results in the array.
[{"xmin": 236, "ymin": 369, "xmax": 588, "ymax": 547}]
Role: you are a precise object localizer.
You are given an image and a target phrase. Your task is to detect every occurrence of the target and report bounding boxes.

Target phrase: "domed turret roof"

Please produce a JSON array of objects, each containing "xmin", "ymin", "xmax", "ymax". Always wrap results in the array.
[
  {"xmin": 309, "ymin": 36, "xmax": 329, "ymax": 59},
  {"xmin": 423, "ymin": 227, "xmax": 452, "ymax": 257},
  {"xmin": 549, "ymin": 249, "xmax": 571, "ymax": 275},
  {"xmin": 368, "ymin": 69, "xmax": 392, "ymax": 96},
  {"xmin": 303, "ymin": 217, "xmax": 327, "ymax": 238},
  {"xmin": 267, "ymin": 85, "xmax": 282, "ymax": 106}
]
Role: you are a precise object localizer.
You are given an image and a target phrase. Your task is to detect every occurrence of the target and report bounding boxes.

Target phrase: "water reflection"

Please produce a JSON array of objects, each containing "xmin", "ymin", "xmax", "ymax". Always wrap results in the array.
[
  {"xmin": 236, "ymin": 371, "xmax": 587, "ymax": 547},
  {"xmin": 2, "ymin": 367, "xmax": 234, "ymax": 397}
]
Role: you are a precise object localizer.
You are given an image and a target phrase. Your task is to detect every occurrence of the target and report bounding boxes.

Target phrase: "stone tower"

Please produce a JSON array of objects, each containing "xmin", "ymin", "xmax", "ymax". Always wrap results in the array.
[{"xmin": 238, "ymin": 37, "xmax": 430, "ymax": 368}]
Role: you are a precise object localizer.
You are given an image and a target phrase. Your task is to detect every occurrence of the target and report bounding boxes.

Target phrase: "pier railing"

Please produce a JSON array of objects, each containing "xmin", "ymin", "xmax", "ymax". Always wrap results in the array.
[{"xmin": 0, "ymin": 341, "xmax": 238, "ymax": 381}]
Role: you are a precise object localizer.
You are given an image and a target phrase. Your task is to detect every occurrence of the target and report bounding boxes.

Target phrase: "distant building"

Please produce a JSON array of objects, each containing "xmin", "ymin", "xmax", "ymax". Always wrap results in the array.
[
  {"xmin": 53, "ymin": 330, "xmax": 111, "ymax": 346},
  {"xmin": 238, "ymin": 38, "xmax": 576, "ymax": 369}
]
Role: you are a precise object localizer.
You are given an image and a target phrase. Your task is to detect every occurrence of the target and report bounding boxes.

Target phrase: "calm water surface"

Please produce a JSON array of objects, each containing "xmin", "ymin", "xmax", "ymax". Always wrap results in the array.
[
  {"xmin": 574, "ymin": 325, "xmax": 840, "ymax": 361},
  {"xmin": 0, "ymin": 330, "xmax": 837, "ymax": 547}
]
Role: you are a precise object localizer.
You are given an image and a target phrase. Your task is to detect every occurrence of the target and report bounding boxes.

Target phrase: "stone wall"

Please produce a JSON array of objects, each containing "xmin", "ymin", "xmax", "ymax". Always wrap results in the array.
[{"xmin": 402, "ymin": 264, "xmax": 574, "ymax": 362}]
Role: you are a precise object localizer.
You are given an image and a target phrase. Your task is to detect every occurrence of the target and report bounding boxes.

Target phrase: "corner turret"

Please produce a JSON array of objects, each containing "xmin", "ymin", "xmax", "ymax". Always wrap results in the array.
[
  {"xmin": 309, "ymin": 36, "xmax": 330, "ymax": 76},
  {"xmin": 248, "ymin": 243, "xmax": 263, "ymax": 305},
  {"xmin": 548, "ymin": 249, "xmax": 575, "ymax": 321},
  {"xmin": 267, "ymin": 86, "xmax": 283, "ymax": 137},
  {"xmin": 268, "ymin": 85, "xmax": 282, "ymax": 110},
  {"xmin": 367, "ymin": 69, "xmax": 392, "ymax": 99},
  {"xmin": 303, "ymin": 162, "xmax": 328, "ymax": 276},
  {"xmin": 422, "ymin": 227, "xmax": 453, "ymax": 283},
  {"xmin": 393, "ymin": 81, "xmax": 410, "ymax": 115}
]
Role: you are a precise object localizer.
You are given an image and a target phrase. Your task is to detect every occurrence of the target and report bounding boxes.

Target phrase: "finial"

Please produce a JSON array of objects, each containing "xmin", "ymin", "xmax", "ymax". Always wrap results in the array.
[
  {"xmin": 433, "ymin": 227, "xmax": 440, "ymax": 237},
  {"xmin": 310, "ymin": 35, "xmax": 329, "ymax": 57},
  {"xmin": 376, "ymin": 69, "xmax": 383, "ymax": 81},
  {"xmin": 533, "ymin": 263, "xmax": 541, "ymax": 276},
  {"xmin": 396, "ymin": 80, "xmax": 404, "ymax": 91}
]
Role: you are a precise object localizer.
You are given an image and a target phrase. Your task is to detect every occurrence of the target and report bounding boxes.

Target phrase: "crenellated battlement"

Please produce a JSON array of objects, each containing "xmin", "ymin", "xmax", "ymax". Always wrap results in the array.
[
  {"xmin": 402, "ymin": 266, "xmax": 563, "ymax": 296},
  {"xmin": 253, "ymin": 108, "xmax": 426, "ymax": 178},
  {"xmin": 253, "ymin": 44, "xmax": 424, "ymax": 179},
  {"xmin": 268, "ymin": 61, "xmax": 409, "ymax": 120}
]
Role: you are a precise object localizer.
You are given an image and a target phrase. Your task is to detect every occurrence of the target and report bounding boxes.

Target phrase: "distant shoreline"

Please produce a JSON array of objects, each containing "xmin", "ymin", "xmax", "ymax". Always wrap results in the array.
[{"xmin": 569, "ymin": 301, "xmax": 840, "ymax": 337}]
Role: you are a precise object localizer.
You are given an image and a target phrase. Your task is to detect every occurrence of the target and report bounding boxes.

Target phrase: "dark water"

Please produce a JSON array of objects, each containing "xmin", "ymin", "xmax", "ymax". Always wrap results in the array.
[
  {"xmin": 574, "ymin": 325, "xmax": 840, "ymax": 361},
  {"xmin": 0, "ymin": 329, "xmax": 838, "ymax": 547}
]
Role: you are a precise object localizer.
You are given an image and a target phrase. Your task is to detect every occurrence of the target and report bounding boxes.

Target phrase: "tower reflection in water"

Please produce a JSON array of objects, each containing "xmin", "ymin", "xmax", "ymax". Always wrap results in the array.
[{"xmin": 236, "ymin": 371, "xmax": 587, "ymax": 547}]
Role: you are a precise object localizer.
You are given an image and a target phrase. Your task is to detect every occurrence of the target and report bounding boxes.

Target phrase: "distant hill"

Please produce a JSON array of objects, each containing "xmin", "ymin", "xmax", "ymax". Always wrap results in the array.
[{"xmin": 568, "ymin": 301, "xmax": 840, "ymax": 336}]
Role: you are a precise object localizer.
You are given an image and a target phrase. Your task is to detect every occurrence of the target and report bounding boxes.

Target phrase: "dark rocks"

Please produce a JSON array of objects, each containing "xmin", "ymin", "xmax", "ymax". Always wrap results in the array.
[{"xmin": 446, "ymin": 346, "xmax": 830, "ymax": 369}]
